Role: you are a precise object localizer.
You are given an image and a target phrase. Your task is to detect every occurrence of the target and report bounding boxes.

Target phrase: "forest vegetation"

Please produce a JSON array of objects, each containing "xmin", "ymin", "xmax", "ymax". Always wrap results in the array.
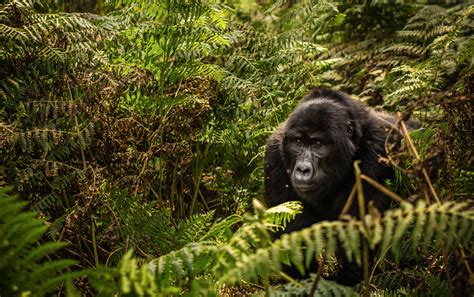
[{"xmin": 0, "ymin": 0, "xmax": 473, "ymax": 296}]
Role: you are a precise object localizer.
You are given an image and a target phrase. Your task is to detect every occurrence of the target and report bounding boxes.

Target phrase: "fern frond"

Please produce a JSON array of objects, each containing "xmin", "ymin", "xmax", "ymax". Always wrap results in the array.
[
  {"xmin": 0, "ymin": 187, "xmax": 80, "ymax": 295},
  {"xmin": 201, "ymin": 214, "xmax": 242, "ymax": 242},
  {"xmin": 383, "ymin": 43, "xmax": 425, "ymax": 57},
  {"xmin": 176, "ymin": 210, "xmax": 215, "ymax": 245},
  {"xmin": 219, "ymin": 200, "xmax": 474, "ymax": 284},
  {"xmin": 272, "ymin": 277, "xmax": 358, "ymax": 297},
  {"xmin": 103, "ymin": 242, "xmax": 219, "ymax": 296},
  {"xmin": 265, "ymin": 201, "xmax": 303, "ymax": 229}
]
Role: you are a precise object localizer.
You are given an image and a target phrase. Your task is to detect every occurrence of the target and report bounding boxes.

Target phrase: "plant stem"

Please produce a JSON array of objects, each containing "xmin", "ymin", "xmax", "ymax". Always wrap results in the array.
[
  {"xmin": 354, "ymin": 161, "xmax": 370, "ymax": 297},
  {"xmin": 308, "ymin": 258, "xmax": 325, "ymax": 297},
  {"xmin": 91, "ymin": 218, "xmax": 99, "ymax": 268}
]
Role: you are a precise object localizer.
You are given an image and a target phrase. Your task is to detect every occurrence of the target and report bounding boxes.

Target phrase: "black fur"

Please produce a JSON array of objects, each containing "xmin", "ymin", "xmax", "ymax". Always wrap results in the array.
[{"xmin": 264, "ymin": 88, "xmax": 419, "ymax": 285}]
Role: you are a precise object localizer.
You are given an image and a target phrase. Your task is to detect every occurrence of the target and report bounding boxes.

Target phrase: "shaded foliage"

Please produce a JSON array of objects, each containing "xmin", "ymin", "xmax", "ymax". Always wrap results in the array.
[
  {"xmin": 0, "ymin": 0, "xmax": 472, "ymax": 296},
  {"xmin": 0, "ymin": 187, "xmax": 83, "ymax": 295}
]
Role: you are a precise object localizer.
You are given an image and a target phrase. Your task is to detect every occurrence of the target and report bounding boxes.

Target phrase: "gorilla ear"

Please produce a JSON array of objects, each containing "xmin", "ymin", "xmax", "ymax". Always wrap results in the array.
[
  {"xmin": 348, "ymin": 120, "xmax": 363, "ymax": 146},
  {"xmin": 347, "ymin": 121, "xmax": 353, "ymax": 136}
]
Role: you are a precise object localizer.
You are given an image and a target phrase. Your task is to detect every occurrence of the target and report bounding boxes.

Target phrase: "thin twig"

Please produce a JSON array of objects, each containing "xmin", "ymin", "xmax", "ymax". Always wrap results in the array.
[
  {"xmin": 309, "ymin": 258, "xmax": 325, "ymax": 297},
  {"xmin": 360, "ymin": 174, "xmax": 403, "ymax": 204},
  {"xmin": 240, "ymin": 280, "xmax": 266, "ymax": 290},
  {"xmin": 91, "ymin": 218, "xmax": 99, "ymax": 268},
  {"xmin": 279, "ymin": 271, "xmax": 300, "ymax": 286},
  {"xmin": 339, "ymin": 184, "xmax": 356, "ymax": 217},
  {"xmin": 105, "ymin": 247, "xmax": 123, "ymax": 267},
  {"xmin": 457, "ymin": 244, "xmax": 473, "ymax": 275},
  {"xmin": 397, "ymin": 113, "xmax": 441, "ymax": 204},
  {"xmin": 368, "ymin": 243, "xmax": 392, "ymax": 285},
  {"xmin": 397, "ymin": 115, "xmax": 473, "ymax": 276},
  {"xmin": 354, "ymin": 161, "xmax": 370, "ymax": 297}
]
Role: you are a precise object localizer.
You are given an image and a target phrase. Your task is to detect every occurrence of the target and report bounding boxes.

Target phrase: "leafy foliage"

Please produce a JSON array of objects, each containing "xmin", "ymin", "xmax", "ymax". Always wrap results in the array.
[
  {"xmin": 0, "ymin": 0, "xmax": 472, "ymax": 296},
  {"xmin": 219, "ymin": 200, "xmax": 474, "ymax": 284},
  {"xmin": 265, "ymin": 200, "xmax": 303, "ymax": 229},
  {"xmin": 1, "ymin": 0, "xmax": 107, "ymax": 210},
  {"xmin": 87, "ymin": 199, "xmax": 297, "ymax": 296},
  {"xmin": 272, "ymin": 277, "xmax": 358, "ymax": 297},
  {"xmin": 107, "ymin": 0, "xmax": 235, "ymax": 113},
  {"xmin": 384, "ymin": 5, "xmax": 473, "ymax": 105},
  {"xmin": 83, "ymin": 197, "xmax": 473, "ymax": 296},
  {"xmin": 1, "ymin": 0, "xmax": 237, "ymax": 273},
  {"xmin": 0, "ymin": 187, "xmax": 82, "ymax": 296}
]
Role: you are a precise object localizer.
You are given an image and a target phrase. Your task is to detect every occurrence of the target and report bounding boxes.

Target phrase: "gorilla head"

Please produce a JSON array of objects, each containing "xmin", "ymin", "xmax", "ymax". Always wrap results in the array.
[{"xmin": 281, "ymin": 99, "xmax": 360, "ymax": 206}]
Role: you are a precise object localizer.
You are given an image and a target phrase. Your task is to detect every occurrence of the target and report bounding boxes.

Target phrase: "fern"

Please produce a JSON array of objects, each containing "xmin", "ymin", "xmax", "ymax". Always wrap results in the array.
[
  {"xmin": 208, "ymin": 3, "xmax": 341, "ymax": 182},
  {"xmin": 84, "ymin": 195, "xmax": 473, "ymax": 295},
  {"xmin": 272, "ymin": 277, "xmax": 358, "ymax": 297},
  {"xmin": 1, "ymin": 1, "xmax": 471, "ymax": 295},
  {"xmin": 385, "ymin": 5, "xmax": 472, "ymax": 104},
  {"xmin": 369, "ymin": 271, "xmax": 449, "ymax": 296},
  {"xmin": 108, "ymin": 0, "xmax": 233, "ymax": 103},
  {"xmin": 219, "ymin": 200, "xmax": 474, "ymax": 284},
  {"xmin": 89, "ymin": 242, "xmax": 220, "ymax": 296},
  {"xmin": 265, "ymin": 200, "xmax": 303, "ymax": 229},
  {"xmin": 176, "ymin": 210, "xmax": 216, "ymax": 245},
  {"xmin": 87, "ymin": 198, "xmax": 303, "ymax": 295},
  {"xmin": 106, "ymin": 189, "xmax": 177, "ymax": 257},
  {"xmin": 1, "ymin": 0, "xmax": 110, "ymax": 214},
  {"xmin": 0, "ymin": 187, "xmax": 83, "ymax": 295}
]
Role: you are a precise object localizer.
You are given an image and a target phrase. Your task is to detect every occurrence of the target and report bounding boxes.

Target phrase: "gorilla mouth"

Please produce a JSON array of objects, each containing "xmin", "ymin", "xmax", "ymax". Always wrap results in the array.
[
  {"xmin": 292, "ymin": 182, "xmax": 318, "ymax": 193},
  {"xmin": 291, "ymin": 169, "xmax": 323, "ymax": 194}
]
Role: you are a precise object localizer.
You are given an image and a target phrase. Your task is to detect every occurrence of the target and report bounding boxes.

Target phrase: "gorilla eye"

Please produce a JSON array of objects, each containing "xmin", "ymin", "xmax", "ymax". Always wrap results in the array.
[{"xmin": 312, "ymin": 139, "xmax": 322, "ymax": 147}]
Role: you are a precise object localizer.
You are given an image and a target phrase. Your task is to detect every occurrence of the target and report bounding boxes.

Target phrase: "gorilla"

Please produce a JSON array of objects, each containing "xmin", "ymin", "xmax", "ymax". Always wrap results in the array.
[{"xmin": 264, "ymin": 88, "xmax": 419, "ymax": 285}]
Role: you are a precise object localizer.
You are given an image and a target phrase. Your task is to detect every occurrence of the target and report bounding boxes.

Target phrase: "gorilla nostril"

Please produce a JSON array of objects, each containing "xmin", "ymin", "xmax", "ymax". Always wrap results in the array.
[
  {"xmin": 295, "ymin": 162, "xmax": 313, "ymax": 181},
  {"xmin": 297, "ymin": 166, "xmax": 310, "ymax": 174}
]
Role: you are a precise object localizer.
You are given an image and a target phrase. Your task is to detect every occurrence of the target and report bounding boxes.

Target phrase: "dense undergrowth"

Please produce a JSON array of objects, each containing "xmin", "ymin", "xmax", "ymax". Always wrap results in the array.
[{"xmin": 0, "ymin": 0, "xmax": 472, "ymax": 296}]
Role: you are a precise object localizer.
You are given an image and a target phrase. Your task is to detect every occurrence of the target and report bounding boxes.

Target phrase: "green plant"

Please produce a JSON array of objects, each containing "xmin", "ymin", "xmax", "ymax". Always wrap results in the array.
[
  {"xmin": 1, "ymin": 1, "xmax": 472, "ymax": 295},
  {"xmin": 385, "ymin": 5, "xmax": 473, "ymax": 106},
  {"xmin": 85, "ymin": 189, "xmax": 474, "ymax": 296},
  {"xmin": 1, "ymin": 0, "xmax": 237, "ymax": 274},
  {"xmin": 0, "ymin": 187, "xmax": 83, "ymax": 296},
  {"xmin": 1, "ymin": 0, "xmax": 108, "ymax": 211},
  {"xmin": 221, "ymin": 200, "xmax": 473, "ymax": 283},
  {"xmin": 272, "ymin": 277, "xmax": 358, "ymax": 297},
  {"xmin": 87, "ymin": 199, "xmax": 302, "ymax": 296},
  {"xmin": 107, "ymin": 0, "xmax": 235, "ymax": 113}
]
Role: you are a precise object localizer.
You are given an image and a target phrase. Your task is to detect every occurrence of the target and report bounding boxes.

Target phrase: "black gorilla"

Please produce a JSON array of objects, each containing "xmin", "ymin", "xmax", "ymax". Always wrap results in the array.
[{"xmin": 264, "ymin": 88, "xmax": 419, "ymax": 284}]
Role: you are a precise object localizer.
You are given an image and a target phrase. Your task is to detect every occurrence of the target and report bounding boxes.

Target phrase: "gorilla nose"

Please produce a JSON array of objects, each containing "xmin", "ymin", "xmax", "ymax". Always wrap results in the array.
[{"xmin": 294, "ymin": 161, "xmax": 313, "ymax": 182}]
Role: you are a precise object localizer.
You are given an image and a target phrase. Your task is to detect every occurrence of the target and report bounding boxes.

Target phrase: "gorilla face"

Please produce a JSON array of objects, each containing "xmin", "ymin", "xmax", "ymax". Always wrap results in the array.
[{"xmin": 282, "ymin": 100, "xmax": 357, "ymax": 204}]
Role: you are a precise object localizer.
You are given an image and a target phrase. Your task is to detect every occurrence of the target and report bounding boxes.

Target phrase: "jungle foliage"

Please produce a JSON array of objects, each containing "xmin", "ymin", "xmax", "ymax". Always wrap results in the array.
[{"xmin": 0, "ymin": 0, "xmax": 473, "ymax": 296}]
